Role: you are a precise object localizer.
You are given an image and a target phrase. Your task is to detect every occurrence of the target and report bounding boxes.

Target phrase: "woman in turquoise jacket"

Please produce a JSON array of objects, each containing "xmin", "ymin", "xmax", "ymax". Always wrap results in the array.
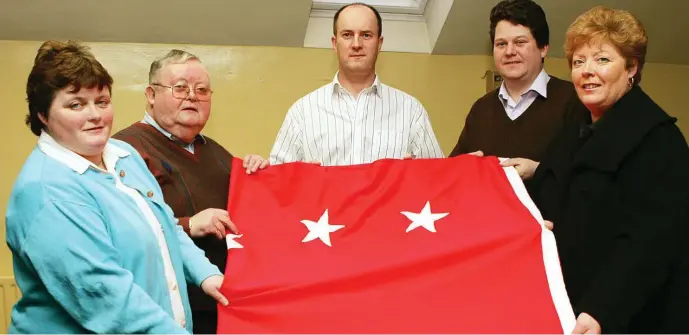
[{"xmin": 5, "ymin": 40, "xmax": 229, "ymax": 333}]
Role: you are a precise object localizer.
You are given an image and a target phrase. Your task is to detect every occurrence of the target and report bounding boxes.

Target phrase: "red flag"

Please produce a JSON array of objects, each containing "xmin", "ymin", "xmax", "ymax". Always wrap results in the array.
[{"xmin": 219, "ymin": 155, "xmax": 575, "ymax": 333}]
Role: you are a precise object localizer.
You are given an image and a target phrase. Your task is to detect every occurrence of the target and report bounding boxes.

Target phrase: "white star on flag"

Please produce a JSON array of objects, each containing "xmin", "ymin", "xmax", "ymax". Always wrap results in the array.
[
  {"xmin": 226, "ymin": 234, "xmax": 244, "ymax": 249},
  {"xmin": 401, "ymin": 201, "xmax": 449, "ymax": 233},
  {"xmin": 301, "ymin": 209, "xmax": 345, "ymax": 247}
]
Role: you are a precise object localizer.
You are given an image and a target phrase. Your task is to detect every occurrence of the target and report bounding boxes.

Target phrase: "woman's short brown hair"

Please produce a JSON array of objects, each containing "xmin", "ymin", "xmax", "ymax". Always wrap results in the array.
[
  {"xmin": 25, "ymin": 40, "xmax": 113, "ymax": 136},
  {"xmin": 564, "ymin": 6, "xmax": 648, "ymax": 85}
]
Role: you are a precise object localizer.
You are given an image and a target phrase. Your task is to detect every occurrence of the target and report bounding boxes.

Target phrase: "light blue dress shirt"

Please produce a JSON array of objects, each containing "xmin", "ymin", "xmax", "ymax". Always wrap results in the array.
[
  {"xmin": 142, "ymin": 112, "xmax": 205, "ymax": 153},
  {"xmin": 498, "ymin": 69, "xmax": 551, "ymax": 120}
]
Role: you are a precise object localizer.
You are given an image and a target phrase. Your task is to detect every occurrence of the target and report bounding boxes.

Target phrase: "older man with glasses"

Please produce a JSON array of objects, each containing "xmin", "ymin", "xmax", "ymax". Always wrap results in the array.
[{"xmin": 113, "ymin": 49, "xmax": 268, "ymax": 334}]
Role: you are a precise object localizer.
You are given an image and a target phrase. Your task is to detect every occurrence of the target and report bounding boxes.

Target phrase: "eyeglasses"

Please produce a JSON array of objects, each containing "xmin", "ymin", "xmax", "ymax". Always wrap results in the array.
[{"xmin": 151, "ymin": 83, "xmax": 213, "ymax": 101}]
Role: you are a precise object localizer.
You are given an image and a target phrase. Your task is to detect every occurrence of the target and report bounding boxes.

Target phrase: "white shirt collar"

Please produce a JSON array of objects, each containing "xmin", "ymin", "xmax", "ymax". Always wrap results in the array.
[
  {"xmin": 37, "ymin": 131, "xmax": 129, "ymax": 174},
  {"xmin": 499, "ymin": 68, "xmax": 550, "ymax": 102},
  {"xmin": 141, "ymin": 111, "xmax": 207, "ymax": 146},
  {"xmin": 331, "ymin": 71, "xmax": 381, "ymax": 97}
]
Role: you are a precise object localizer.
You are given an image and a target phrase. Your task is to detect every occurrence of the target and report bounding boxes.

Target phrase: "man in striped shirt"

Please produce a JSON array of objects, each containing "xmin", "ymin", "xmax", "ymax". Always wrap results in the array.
[{"xmin": 269, "ymin": 3, "xmax": 444, "ymax": 166}]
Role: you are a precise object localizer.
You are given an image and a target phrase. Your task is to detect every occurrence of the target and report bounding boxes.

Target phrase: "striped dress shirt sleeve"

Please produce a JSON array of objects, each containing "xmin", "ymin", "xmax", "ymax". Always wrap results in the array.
[
  {"xmin": 410, "ymin": 100, "xmax": 445, "ymax": 159},
  {"xmin": 270, "ymin": 101, "xmax": 305, "ymax": 164}
]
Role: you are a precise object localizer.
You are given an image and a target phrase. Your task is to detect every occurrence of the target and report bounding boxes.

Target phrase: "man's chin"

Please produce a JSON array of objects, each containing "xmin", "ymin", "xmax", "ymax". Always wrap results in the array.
[
  {"xmin": 498, "ymin": 68, "xmax": 529, "ymax": 80},
  {"xmin": 345, "ymin": 64, "xmax": 373, "ymax": 72},
  {"xmin": 171, "ymin": 122, "xmax": 204, "ymax": 139},
  {"xmin": 176, "ymin": 115, "xmax": 207, "ymax": 127}
]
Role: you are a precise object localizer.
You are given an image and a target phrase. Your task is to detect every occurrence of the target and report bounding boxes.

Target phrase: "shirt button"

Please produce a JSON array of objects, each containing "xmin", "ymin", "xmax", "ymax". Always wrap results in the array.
[
  {"xmin": 172, "ymin": 283, "xmax": 178, "ymax": 291},
  {"xmin": 181, "ymin": 320, "xmax": 186, "ymax": 328},
  {"xmin": 119, "ymin": 170, "xmax": 125, "ymax": 177},
  {"xmin": 147, "ymin": 191, "xmax": 154, "ymax": 198}
]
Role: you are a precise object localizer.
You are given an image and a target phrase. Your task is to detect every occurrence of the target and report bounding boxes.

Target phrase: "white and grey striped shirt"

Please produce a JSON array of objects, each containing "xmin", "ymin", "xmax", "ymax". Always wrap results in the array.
[{"xmin": 269, "ymin": 74, "xmax": 444, "ymax": 166}]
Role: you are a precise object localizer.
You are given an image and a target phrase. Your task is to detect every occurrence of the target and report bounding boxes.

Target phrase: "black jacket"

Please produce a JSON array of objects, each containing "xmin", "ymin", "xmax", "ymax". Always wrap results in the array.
[{"xmin": 528, "ymin": 86, "xmax": 689, "ymax": 333}]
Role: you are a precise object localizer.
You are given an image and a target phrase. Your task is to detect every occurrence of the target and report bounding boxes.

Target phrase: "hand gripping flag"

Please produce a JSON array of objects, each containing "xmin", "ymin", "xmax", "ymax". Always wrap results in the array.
[{"xmin": 218, "ymin": 155, "xmax": 575, "ymax": 333}]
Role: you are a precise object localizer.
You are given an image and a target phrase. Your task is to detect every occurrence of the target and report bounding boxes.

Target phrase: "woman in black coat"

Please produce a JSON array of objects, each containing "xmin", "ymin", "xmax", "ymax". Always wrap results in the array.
[{"xmin": 502, "ymin": 6, "xmax": 689, "ymax": 334}]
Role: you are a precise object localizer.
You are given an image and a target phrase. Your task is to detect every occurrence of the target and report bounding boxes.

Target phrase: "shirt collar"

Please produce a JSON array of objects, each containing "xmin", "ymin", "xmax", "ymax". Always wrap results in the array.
[
  {"xmin": 142, "ymin": 111, "xmax": 207, "ymax": 146},
  {"xmin": 498, "ymin": 69, "xmax": 550, "ymax": 102},
  {"xmin": 37, "ymin": 131, "xmax": 130, "ymax": 174},
  {"xmin": 331, "ymin": 71, "xmax": 381, "ymax": 97}
]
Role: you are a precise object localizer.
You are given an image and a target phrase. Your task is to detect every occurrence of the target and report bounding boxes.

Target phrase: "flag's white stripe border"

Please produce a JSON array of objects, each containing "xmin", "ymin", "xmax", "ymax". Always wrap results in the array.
[{"xmin": 501, "ymin": 162, "xmax": 576, "ymax": 334}]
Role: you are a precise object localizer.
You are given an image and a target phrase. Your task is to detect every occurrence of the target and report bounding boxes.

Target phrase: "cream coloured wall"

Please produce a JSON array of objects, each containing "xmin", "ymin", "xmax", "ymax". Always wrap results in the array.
[{"xmin": 0, "ymin": 40, "xmax": 687, "ymax": 278}]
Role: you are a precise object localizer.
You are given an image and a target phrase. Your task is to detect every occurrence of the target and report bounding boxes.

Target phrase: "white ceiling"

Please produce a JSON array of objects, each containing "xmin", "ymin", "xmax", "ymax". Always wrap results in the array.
[
  {"xmin": 431, "ymin": 0, "xmax": 689, "ymax": 65},
  {"xmin": 0, "ymin": 0, "xmax": 313, "ymax": 47},
  {"xmin": 0, "ymin": 0, "xmax": 687, "ymax": 65}
]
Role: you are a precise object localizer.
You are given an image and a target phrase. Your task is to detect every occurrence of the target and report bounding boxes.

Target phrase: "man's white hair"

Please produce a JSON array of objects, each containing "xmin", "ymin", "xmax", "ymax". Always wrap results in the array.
[{"xmin": 148, "ymin": 49, "xmax": 200, "ymax": 84}]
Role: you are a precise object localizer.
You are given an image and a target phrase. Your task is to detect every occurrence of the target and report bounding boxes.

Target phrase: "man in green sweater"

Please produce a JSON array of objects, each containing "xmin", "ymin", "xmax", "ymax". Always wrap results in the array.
[
  {"xmin": 449, "ymin": 0, "xmax": 586, "ymax": 178},
  {"xmin": 113, "ymin": 49, "xmax": 267, "ymax": 334}
]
